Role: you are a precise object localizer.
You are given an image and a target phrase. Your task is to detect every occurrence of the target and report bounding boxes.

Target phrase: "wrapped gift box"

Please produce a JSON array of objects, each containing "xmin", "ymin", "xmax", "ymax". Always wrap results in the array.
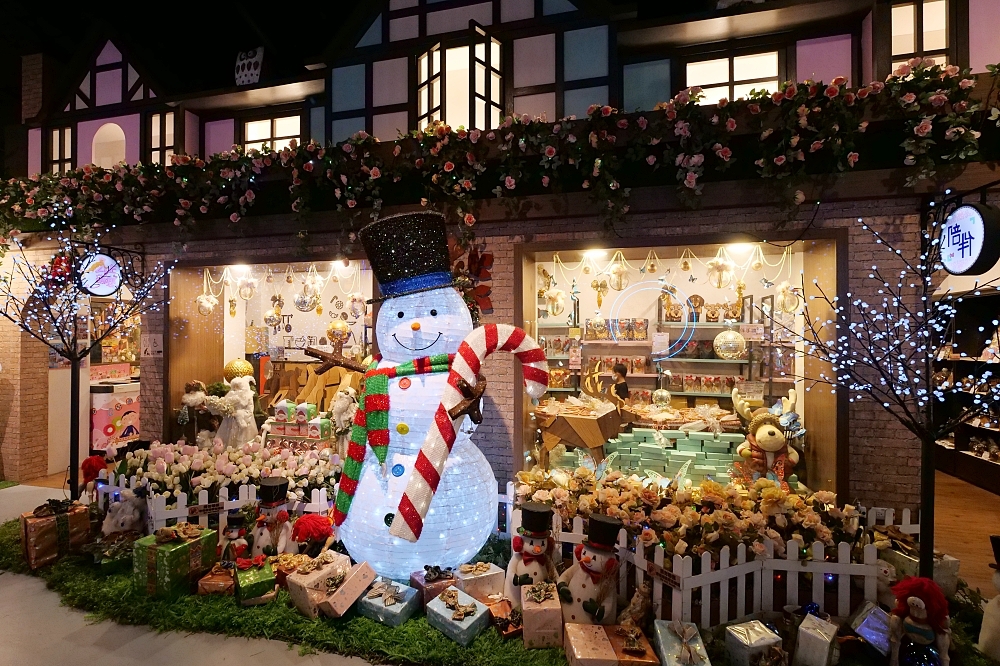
[
  {"xmin": 319, "ymin": 562, "xmax": 376, "ymax": 618},
  {"xmin": 425, "ymin": 586, "xmax": 490, "ymax": 647},
  {"xmin": 197, "ymin": 565, "xmax": 235, "ymax": 596},
  {"xmin": 286, "ymin": 553, "xmax": 352, "ymax": 618},
  {"xmin": 284, "ymin": 424, "xmax": 302, "ymax": 437},
  {"xmin": 271, "ymin": 422, "xmax": 286, "ymax": 436},
  {"xmin": 307, "ymin": 417, "xmax": 332, "ymax": 440},
  {"xmin": 133, "ymin": 528, "xmax": 217, "ymax": 599},
  {"xmin": 295, "ymin": 402, "xmax": 317, "ymax": 424},
  {"xmin": 522, "ymin": 583, "xmax": 563, "ymax": 649},
  {"xmin": 357, "ymin": 577, "xmax": 421, "ymax": 628},
  {"xmin": 606, "ymin": 626, "xmax": 660, "ymax": 666},
  {"xmin": 20, "ymin": 501, "xmax": 91, "ymax": 570},
  {"xmin": 274, "ymin": 400, "xmax": 295, "ymax": 422},
  {"xmin": 455, "ymin": 562, "xmax": 505, "ymax": 602},
  {"xmin": 848, "ymin": 601, "xmax": 891, "ymax": 656},
  {"xmin": 652, "ymin": 619, "xmax": 710, "ymax": 666},
  {"xmin": 271, "ymin": 553, "xmax": 313, "ymax": 588},
  {"xmin": 792, "ymin": 614, "xmax": 839, "ymax": 666},
  {"xmin": 880, "ymin": 548, "xmax": 960, "ymax": 597},
  {"xmin": 236, "ymin": 561, "xmax": 277, "ymax": 602},
  {"xmin": 725, "ymin": 620, "xmax": 782, "ymax": 666},
  {"xmin": 409, "ymin": 569, "xmax": 456, "ymax": 607},
  {"xmin": 488, "ymin": 598, "xmax": 523, "ymax": 640},
  {"xmin": 566, "ymin": 624, "xmax": 660, "ymax": 666}
]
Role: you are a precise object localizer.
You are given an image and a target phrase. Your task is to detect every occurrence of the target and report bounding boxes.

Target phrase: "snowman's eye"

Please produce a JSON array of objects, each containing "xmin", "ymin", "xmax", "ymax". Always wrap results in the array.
[
  {"xmin": 397, "ymin": 311, "xmax": 404, "ymax": 318},
  {"xmin": 430, "ymin": 309, "xmax": 438, "ymax": 316}
]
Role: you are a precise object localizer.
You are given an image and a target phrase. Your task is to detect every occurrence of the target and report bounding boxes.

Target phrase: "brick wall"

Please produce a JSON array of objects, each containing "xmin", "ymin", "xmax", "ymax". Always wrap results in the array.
[
  {"xmin": 21, "ymin": 54, "xmax": 43, "ymax": 123},
  {"xmin": 118, "ymin": 190, "xmax": 932, "ymax": 509}
]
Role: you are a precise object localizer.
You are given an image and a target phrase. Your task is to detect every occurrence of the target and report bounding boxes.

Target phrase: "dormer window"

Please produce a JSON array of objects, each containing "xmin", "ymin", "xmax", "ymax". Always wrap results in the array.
[
  {"xmin": 891, "ymin": 0, "xmax": 949, "ymax": 68},
  {"xmin": 417, "ymin": 24, "xmax": 502, "ymax": 130},
  {"xmin": 148, "ymin": 112, "xmax": 175, "ymax": 165}
]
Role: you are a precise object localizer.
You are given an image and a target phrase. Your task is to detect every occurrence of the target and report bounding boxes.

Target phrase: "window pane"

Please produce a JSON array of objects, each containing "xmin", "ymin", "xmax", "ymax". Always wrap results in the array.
[
  {"xmin": 151, "ymin": 114, "xmax": 161, "ymax": 148},
  {"xmin": 419, "ymin": 54, "xmax": 428, "ymax": 83},
  {"xmin": 475, "ymin": 43, "xmax": 485, "ymax": 62},
  {"xmin": 419, "ymin": 85, "xmax": 428, "ymax": 116},
  {"xmin": 274, "ymin": 116, "xmax": 300, "ymax": 138},
  {"xmin": 445, "ymin": 46, "xmax": 470, "ymax": 129},
  {"xmin": 733, "ymin": 80, "xmax": 777, "ymax": 99},
  {"xmin": 476, "ymin": 98, "xmax": 486, "ymax": 130},
  {"xmin": 733, "ymin": 52, "xmax": 778, "ymax": 81},
  {"xmin": 892, "ymin": 4, "xmax": 916, "ymax": 55},
  {"xmin": 923, "ymin": 0, "xmax": 947, "ymax": 51},
  {"xmin": 62, "ymin": 160, "xmax": 71, "ymax": 172},
  {"xmin": 432, "ymin": 79, "xmax": 441, "ymax": 110},
  {"xmin": 699, "ymin": 85, "xmax": 730, "ymax": 105},
  {"xmin": 52, "ymin": 164, "xmax": 60, "ymax": 174},
  {"xmin": 623, "ymin": 59, "xmax": 671, "ymax": 111},
  {"xmin": 491, "ymin": 72, "xmax": 501, "ymax": 103},
  {"xmin": 164, "ymin": 148, "xmax": 174, "ymax": 165},
  {"xmin": 165, "ymin": 112, "xmax": 175, "ymax": 146},
  {"xmin": 490, "ymin": 105, "xmax": 500, "ymax": 130},
  {"xmin": 491, "ymin": 39, "xmax": 500, "ymax": 68},
  {"xmin": 64, "ymin": 129, "xmax": 72, "ymax": 158},
  {"xmin": 51, "ymin": 130, "xmax": 60, "ymax": 160},
  {"xmin": 245, "ymin": 119, "xmax": 271, "ymax": 142},
  {"xmin": 687, "ymin": 58, "xmax": 729, "ymax": 87},
  {"xmin": 433, "ymin": 49, "xmax": 441, "ymax": 75},
  {"xmin": 476, "ymin": 63, "xmax": 486, "ymax": 97}
]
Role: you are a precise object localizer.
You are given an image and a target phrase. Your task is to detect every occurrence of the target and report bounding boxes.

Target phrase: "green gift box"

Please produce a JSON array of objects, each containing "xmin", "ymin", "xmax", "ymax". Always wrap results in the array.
[
  {"xmin": 236, "ymin": 562, "xmax": 277, "ymax": 601},
  {"xmin": 133, "ymin": 528, "xmax": 218, "ymax": 599}
]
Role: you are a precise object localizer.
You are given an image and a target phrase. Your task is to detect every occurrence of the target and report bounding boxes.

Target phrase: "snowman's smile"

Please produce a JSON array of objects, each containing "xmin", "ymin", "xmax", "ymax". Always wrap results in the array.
[{"xmin": 392, "ymin": 332, "xmax": 443, "ymax": 351}]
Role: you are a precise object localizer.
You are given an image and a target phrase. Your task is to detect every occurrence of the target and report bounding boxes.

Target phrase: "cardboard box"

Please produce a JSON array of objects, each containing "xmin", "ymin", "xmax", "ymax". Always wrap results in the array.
[
  {"xmin": 880, "ymin": 548, "xmax": 960, "ymax": 597},
  {"xmin": 425, "ymin": 586, "xmax": 490, "ymax": 647},
  {"xmin": 725, "ymin": 620, "xmax": 782, "ymax": 666},
  {"xmin": 20, "ymin": 501, "xmax": 91, "ymax": 570},
  {"xmin": 133, "ymin": 528, "xmax": 218, "ymax": 599},
  {"xmin": 271, "ymin": 422, "xmax": 286, "ymax": 436},
  {"xmin": 522, "ymin": 583, "xmax": 563, "ymax": 649},
  {"xmin": 197, "ymin": 566, "xmax": 235, "ymax": 596},
  {"xmin": 295, "ymin": 402, "xmax": 317, "ymax": 424},
  {"xmin": 792, "ymin": 614, "xmax": 839, "ymax": 666},
  {"xmin": 273, "ymin": 399, "xmax": 295, "ymax": 422},
  {"xmin": 455, "ymin": 562, "xmax": 505, "ymax": 603},
  {"xmin": 565, "ymin": 624, "xmax": 660, "ymax": 666},
  {"xmin": 487, "ymin": 598, "xmax": 523, "ymax": 640},
  {"xmin": 307, "ymin": 417, "xmax": 332, "ymax": 440},
  {"xmin": 286, "ymin": 553, "xmax": 353, "ymax": 618},
  {"xmin": 319, "ymin": 562, "xmax": 376, "ymax": 618}
]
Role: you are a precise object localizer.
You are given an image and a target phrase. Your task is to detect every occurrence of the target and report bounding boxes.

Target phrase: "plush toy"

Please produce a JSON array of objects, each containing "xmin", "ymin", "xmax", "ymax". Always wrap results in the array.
[
  {"xmin": 249, "ymin": 477, "xmax": 297, "ymax": 557},
  {"xmin": 219, "ymin": 513, "xmax": 249, "ymax": 561},
  {"xmin": 889, "ymin": 576, "xmax": 951, "ymax": 666},
  {"xmin": 329, "ymin": 386, "xmax": 358, "ymax": 460},
  {"xmin": 505, "ymin": 502, "xmax": 556, "ymax": 609},
  {"xmin": 733, "ymin": 388, "xmax": 800, "ymax": 489},
  {"xmin": 101, "ymin": 489, "xmax": 146, "ymax": 536},
  {"xmin": 291, "ymin": 513, "xmax": 336, "ymax": 558},
  {"xmin": 978, "ymin": 536, "xmax": 1000, "ymax": 661},
  {"xmin": 557, "ymin": 515, "xmax": 622, "ymax": 625},
  {"xmin": 80, "ymin": 454, "xmax": 108, "ymax": 500}
]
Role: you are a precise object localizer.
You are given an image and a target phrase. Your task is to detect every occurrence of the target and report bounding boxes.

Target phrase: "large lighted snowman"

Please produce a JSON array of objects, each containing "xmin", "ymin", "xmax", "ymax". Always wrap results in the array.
[{"xmin": 336, "ymin": 212, "xmax": 498, "ymax": 581}]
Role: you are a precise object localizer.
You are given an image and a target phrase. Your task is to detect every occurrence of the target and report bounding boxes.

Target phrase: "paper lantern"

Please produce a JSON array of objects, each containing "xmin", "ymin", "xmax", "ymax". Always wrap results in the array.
[
  {"xmin": 224, "ymin": 358, "xmax": 255, "ymax": 382},
  {"xmin": 339, "ymin": 286, "xmax": 495, "ymax": 581}
]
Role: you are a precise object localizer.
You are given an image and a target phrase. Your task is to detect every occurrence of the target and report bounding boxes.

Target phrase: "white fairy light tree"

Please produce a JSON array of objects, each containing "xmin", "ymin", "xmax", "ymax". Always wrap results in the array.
[
  {"xmin": 0, "ymin": 232, "xmax": 171, "ymax": 499},
  {"xmin": 769, "ymin": 194, "xmax": 1000, "ymax": 577}
]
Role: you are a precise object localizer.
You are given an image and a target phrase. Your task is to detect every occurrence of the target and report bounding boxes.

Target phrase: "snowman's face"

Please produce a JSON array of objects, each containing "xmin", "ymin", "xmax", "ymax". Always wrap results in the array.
[
  {"xmin": 522, "ymin": 536, "xmax": 548, "ymax": 557},
  {"xmin": 376, "ymin": 287, "xmax": 473, "ymax": 363},
  {"xmin": 579, "ymin": 544, "xmax": 615, "ymax": 573}
]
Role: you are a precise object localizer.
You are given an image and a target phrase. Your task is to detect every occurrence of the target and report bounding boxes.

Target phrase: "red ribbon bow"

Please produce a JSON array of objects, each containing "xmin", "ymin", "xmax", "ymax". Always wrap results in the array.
[
  {"xmin": 521, "ymin": 552, "xmax": 547, "ymax": 566},
  {"xmin": 236, "ymin": 554, "xmax": 266, "ymax": 570}
]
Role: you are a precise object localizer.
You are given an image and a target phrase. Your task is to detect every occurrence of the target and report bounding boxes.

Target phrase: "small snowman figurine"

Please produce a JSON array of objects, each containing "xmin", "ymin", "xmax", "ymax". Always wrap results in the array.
[
  {"xmin": 557, "ymin": 514, "xmax": 622, "ymax": 625},
  {"xmin": 505, "ymin": 502, "xmax": 557, "ymax": 609},
  {"xmin": 249, "ymin": 477, "xmax": 298, "ymax": 557},
  {"xmin": 219, "ymin": 513, "xmax": 248, "ymax": 562}
]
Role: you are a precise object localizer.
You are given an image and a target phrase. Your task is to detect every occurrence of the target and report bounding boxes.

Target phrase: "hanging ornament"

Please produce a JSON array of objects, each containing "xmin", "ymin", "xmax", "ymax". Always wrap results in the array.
[
  {"xmin": 749, "ymin": 246, "xmax": 764, "ymax": 272},
  {"xmin": 678, "ymin": 249, "xmax": 695, "ymax": 272},
  {"xmin": 591, "ymin": 279, "xmax": 609, "ymax": 308},
  {"xmin": 775, "ymin": 281, "xmax": 802, "ymax": 314},
  {"xmin": 349, "ymin": 293, "xmax": 366, "ymax": 318},
  {"xmin": 196, "ymin": 293, "xmax": 218, "ymax": 316},
  {"xmin": 285, "ymin": 266, "xmax": 295, "ymax": 284},
  {"xmin": 294, "ymin": 291, "xmax": 320, "ymax": 312},
  {"xmin": 647, "ymin": 262, "xmax": 657, "ymax": 274},
  {"xmin": 316, "ymin": 304, "xmax": 323, "ymax": 315},
  {"xmin": 229, "ymin": 298, "xmax": 237, "ymax": 317},
  {"xmin": 326, "ymin": 319, "xmax": 351, "ymax": 352},
  {"xmin": 264, "ymin": 308, "xmax": 281, "ymax": 329},
  {"xmin": 265, "ymin": 267, "xmax": 274, "ymax": 283},
  {"xmin": 652, "ymin": 388, "xmax": 672, "ymax": 407},
  {"xmin": 583, "ymin": 264, "xmax": 592, "ymax": 275},
  {"xmin": 271, "ymin": 294, "xmax": 285, "ymax": 310},
  {"xmin": 237, "ymin": 276, "xmax": 258, "ymax": 301},
  {"xmin": 713, "ymin": 321, "xmax": 747, "ymax": 360},
  {"xmin": 545, "ymin": 288, "xmax": 566, "ymax": 316},
  {"xmin": 706, "ymin": 256, "xmax": 735, "ymax": 289},
  {"xmin": 608, "ymin": 259, "xmax": 629, "ymax": 291}
]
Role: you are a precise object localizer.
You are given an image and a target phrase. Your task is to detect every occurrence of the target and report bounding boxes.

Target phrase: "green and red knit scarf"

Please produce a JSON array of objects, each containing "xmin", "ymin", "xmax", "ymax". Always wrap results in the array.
[{"xmin": 332, "ymin": 353, "xmax": 453, "ymax": 525}]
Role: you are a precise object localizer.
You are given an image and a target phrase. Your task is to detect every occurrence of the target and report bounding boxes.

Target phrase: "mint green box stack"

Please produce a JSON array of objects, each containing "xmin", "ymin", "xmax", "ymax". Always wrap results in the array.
[{"xmin": 600, "ymin": 428, "xmax": 746, "ymax": 482}]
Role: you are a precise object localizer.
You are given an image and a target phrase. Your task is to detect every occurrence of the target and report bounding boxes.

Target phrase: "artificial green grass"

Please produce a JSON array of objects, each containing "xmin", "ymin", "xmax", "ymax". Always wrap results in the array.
[
  {"xmin": 0, "ymin": 480, "xmax": 18, "ymax": 490},
  {"xmin": 0, "ymin": 520, "xmax": 563, "ymax": 666}
]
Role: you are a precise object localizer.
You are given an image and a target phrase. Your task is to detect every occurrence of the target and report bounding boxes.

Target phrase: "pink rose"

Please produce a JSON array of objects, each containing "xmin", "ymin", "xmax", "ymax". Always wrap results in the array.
[
  {"xmin": 541, "ymin": 175, "xmax": 550, "ymax": 187},
  {"xmin": 616, "ymin": 119, "xmax": 628, "ymax": 129},
  {"xmin": 824, "ymin": 85, "xmax": 839, "ymax": 99},
  {"xmin": 637, "ymin": 116, "xmax": 647, "ymax": 130},
  {"xmin": 894, "ymin": 64, "xmax": 912, "ymax": 78},
  {"xmin": 230, "ymin": 213, "xmax": 240, "ymax": 222},
  {"xmin": 944, "ymin": 64, "xmax": 960, "ymax": 77},
  {"xmin": 689, "ymin": 153, "xmax": 704, "ymax": 167},
  {"xmin": 844, "ymin": 92, "xmax": 856, "ymax": 105},
  {"xmin": 674, "ymin": 90, "xmax": 689, "ymax": 106},
  {"xmin": 718, "ymin": 97, "xmax": 729, "ymax": 108},
  {"xmin": 900, "ymin": 92, "xmax": 917, "ymax": 105},
  {"xmin": 784, "ymin": 84, "xmax": 797, "ymax": 99},
  {"xmin": 831, "ymin": 76, "xmax": 848, "ymax": 87},
  {"xmin": 809, "ymin": 140, "xmax": 824, "ymax": 152},
  {"xmin": 302, "ymin": 161, "xmax": 314, "ymax": 172},
  {"xmin": 914, "ymin": 119, "xmax": 933, "ymax": 137},
  {"xmin": 715, "ymin": 146, "xmax": 732, "ymax": 162},
  {"xmin": 847, "ymin": 152, "xmax": 859, "ymax": 167},
  {"xmin": 871, "ymin": 81, "xmax": 885, "ymax": 93},
  {"xmin": 857, "ymin": 87, "xmax": 870, "ymax": 99},
  {"xmin": 748, "ymin": 103, "xmax": 761, "ymax": 115},
  {"xmin": 675, "ymin": 153, "xmax": 687, "ymax": 166},
  {"xmin": 725, "ymin": 117, "xmax": 737, "ymax": 132},
  {"xmin": 370, "ymin": 167, "xmax": 381, "ymax": 179},
  {"xmin": 342, "ymin": 143, "xmax": 353, "ymax": 154},
  {"xmin": 674, "ymin": 120, "xmax": 690, "ymax": 137},
  {"xmin": 544, "ymin": 145, "xmax": 557, "ymax": 158},
  {"xmin": 773, "ymin": 155, "xmax": 787, "ymax": 166},
  {"xmin": 954, "ymin": 101, "xmax": 968, "ymax": 113},
  {"xmin": 469, "ymin": 128, "xmax": 481, "ymax": 143},
  {"xmin": 683, "ymin": 172, "xmax": 698, "ymax": 189},
  {"xmin": 929, "ymin": 92, "xmax": 949, "ymax": 107},
  {"xmin": 505, "ymin": 175, "xmax": 516, "ymax": 190},
  {"xmin": 347, "ymin": 199, "xmax": 357, "ymax": 208},
  {"xmin": 601, "ymin": 105, "xmax": 613, "ymax": 117},
  {"xmin": 463, "ymin": 213, "xmax": 476, "ymax": 226},
  {"xmin": 960, "ymin": 78, "xmax": 976, "ymax": 89},
  {"xmin": 443, "ymin": 161, "xmax": 454, "ymax": 172},
  {"xmin": 392, "ymin": 145, "xmax": 401, "ymax": 157},
  {"xmin": 771, "ymin": 91, "xmax": 784, "ymax": 105}
]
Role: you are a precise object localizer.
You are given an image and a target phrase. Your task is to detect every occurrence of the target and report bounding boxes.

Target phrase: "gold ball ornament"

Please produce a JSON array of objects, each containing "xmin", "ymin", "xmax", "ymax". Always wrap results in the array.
[
  {"xmin": 224, "ymin": 358, "xmax": 255, "ymax": 382},
  {"xmin": 326, "ymin": 319, "xmax": 351, "ymax": 342},
  {"xmin": 713, "ymin": 328, "xmax": 747, "ymax": 360},
  {"xmin": 750, "ymin": 258, "xmax": 763, "ymax": 272},
  {"xmin": 263, "ymin": 309, "xmax": 281, "ymax": 327},
  {"xmin": 652, "ymin": 388, "xmax": 672, "ymax": 406},
  {"xmin": 680, "ymin": 258, "xmax": 692, "ymax": 272},
  {"xmin": 195, "ymin": 293, "xmax": 218, "ymax": 316}
]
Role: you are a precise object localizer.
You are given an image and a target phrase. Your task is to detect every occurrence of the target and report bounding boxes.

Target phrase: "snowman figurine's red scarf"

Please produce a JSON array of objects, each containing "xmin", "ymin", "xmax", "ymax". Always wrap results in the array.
[{"xmin": 332, "ymin": 352, "xmax": 454, "ymax": 526}]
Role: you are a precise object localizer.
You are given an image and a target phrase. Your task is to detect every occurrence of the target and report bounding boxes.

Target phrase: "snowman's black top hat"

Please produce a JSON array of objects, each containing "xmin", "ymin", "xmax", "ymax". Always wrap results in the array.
[
  {"xmin": 359, "ymin": 211, "xmax": 454, "ymax": 303},
  {"xmin": 258, "ymin": 477, "xmax": 289, "ymax": 508},
  {"xmin": 584, "ymin": 514, "xmax": 622, "ymax": 552},
  {"xmin": 518, "ymin": 502, "xmax": 554, "ymax": 537}
]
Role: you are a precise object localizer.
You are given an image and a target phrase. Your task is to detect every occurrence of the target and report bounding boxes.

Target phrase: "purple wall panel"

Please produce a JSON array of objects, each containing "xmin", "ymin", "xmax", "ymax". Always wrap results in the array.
[
  {"xmin": 426, "ymin": 2, "xmax": 492, "ymax": 35},
  {"xmin": 95, "ymin": 69, "xmax": 122, "ymax": 106},
  {"xmin": 514, "ymin": 34, "xmax": 556, "ymax": 88},
  {"xmin": 862, "ymin": 12, "xmax": 873, "ymax": 84},
  {"xmin": 204, "ymin": 119, "xmax": 235, "ymax": 156},
  {"xmin": 185, "ymin": 111, "xmax": 200, "ymax": 156},
  {"xmin": 970, "ymin": 0, "xmax": 1000, "ymax": 73},
  {"xmin": 796, "ymin": 34, "xmax": 852, "ymax": 86},
  {"xmin": 76, "ymin": 114, "xmax": 140, "ymax": 166},
  {"xmin": 373, "ymin": 58, "xmax": 409, "ymax": 107},
  {"xmin": 28, "ymin": 128, "xmax": 41, "ymax": 176}
]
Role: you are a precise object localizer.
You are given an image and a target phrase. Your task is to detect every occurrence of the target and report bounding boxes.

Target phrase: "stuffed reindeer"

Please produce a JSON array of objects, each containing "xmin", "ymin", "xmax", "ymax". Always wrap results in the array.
[{"xmin": 732, "ymin": 387, "xmax": 799, "ymax": 489}]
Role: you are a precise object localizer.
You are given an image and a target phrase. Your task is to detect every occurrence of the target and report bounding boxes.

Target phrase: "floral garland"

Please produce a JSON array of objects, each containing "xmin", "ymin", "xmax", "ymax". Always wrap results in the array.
[{"xmin": 0, "ymin": 59, "xmax": 990, "ymax": 253}]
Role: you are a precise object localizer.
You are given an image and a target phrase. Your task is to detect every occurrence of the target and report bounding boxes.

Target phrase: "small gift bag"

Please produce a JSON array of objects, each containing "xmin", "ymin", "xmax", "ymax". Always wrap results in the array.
[
  {"xmin": 455, "ymin": 561, "xmax": 504, "ymax": 603},
  {"xmin": 725, "ymin": 621, "xmax": 783, "ymax": 666},
  {"xmin": 522, "ymin": 582, "xmax": 563, "ymax": 649},
  {"xmin": 410, "ymin": 565, "xmax": 456, "ymax": 607},
  {"xmin": 652, "ymin": 619, "xmax": 711, "ymax": 666},
  {"xmin": 318, "ymin": 561, "xmax": 376, "ymax": 618},
  {"xmin": 357, "ymin": 577, "xmax": 421, "ymax": 627},
  {"xmin": 286, "ymin": 551, "xmax": 352, "ymax": 618},
  {"xmin": 848, "ymin": 601, "xmax": 891, "ymax": 657},
  {"xmin": 20, "ymin": 500, "xmax": 91, "ymax": 570},
  {"xmin": 792, "ymin": 614, "xmax": 839, "ymax": 666}
]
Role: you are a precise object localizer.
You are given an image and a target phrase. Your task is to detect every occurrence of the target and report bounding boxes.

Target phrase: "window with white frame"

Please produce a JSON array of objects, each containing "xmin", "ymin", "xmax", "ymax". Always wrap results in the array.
[
  {"xmin": 48, "ymin": 127, "xmax": 72, "ymax": 174},
  {"xmin": 244, "ymin": 115, "xmax": 300, "ymax": 153},
  {"xmin": 417, "ymin": 25, "xmax": 502, "ymax": 130},
  {"xmin": 149, "ymin": 112, "xmax": 174, "ymax": 165},
  {"xmin": 686, "ymin": 51, "xmax": 779, "ymax": 103},
  {"xmin": 891, "ymin": 0, "xmax": 948, "ymax": 68}
]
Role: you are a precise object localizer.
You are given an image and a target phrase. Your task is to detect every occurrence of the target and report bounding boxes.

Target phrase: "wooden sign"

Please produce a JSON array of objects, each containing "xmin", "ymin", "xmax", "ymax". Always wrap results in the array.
[
  {"xmin": 645, "ymin": 558, "xmax": 681, "ymax": 590},
  {"xmin": 187, "ymin": 501, "xmax": 225, "ymax": 517},
  {"xmin": 740, "ymin": 323, "xmax": 766, "ymax": 342}
]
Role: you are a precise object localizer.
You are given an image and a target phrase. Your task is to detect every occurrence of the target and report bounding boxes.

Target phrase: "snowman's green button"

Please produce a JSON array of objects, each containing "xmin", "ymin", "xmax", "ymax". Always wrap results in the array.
[{"xmin": 396, "ymin": 423, "xmax": 409, "ymax": 435}]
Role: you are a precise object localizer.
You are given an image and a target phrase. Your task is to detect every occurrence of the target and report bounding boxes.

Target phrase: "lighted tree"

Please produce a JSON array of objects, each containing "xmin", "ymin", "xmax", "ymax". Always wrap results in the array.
[
  {"xmin": 0, "ymin": 233, "xmax": 170, "ymax": 499},
  {"xmin": 768, "ymin": 195, "xmax": 1000, "ymax": 576}
]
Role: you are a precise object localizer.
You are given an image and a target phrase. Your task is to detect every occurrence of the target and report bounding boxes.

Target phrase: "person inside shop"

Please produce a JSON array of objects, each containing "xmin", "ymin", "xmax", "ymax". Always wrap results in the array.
[{"xmin": 610, "ymin": 362, "xmax": 630, "ymax": 404}]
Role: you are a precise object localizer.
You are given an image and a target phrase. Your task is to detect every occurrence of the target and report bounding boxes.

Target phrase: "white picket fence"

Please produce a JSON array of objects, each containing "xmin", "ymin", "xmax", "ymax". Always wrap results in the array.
[{"xmin": 862, "ymin": 505, "xmax": 920, "ymax": 537}]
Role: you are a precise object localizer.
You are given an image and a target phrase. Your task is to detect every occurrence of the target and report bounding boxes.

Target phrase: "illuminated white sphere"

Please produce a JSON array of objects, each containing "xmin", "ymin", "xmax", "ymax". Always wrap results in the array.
[{"xmin": 340, "ymin": 287, "xmax": 496, "ymax": 580}]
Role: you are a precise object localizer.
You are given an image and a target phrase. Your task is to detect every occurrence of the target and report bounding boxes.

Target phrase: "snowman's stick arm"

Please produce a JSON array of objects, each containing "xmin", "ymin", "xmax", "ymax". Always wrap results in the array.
[
  {"xmin": 447, "ymin": 375, "xmax": 487, "ymax": 424},
  {"xmin": 304, "ymin": 347, "xmax": 368, "ymax": 374}
]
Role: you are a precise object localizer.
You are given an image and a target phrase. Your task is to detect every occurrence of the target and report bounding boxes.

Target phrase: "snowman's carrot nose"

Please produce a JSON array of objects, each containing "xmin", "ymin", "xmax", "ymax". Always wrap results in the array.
[{"xmin": 411, "ymin": 321, "xmax": 421, "ymax": 331}]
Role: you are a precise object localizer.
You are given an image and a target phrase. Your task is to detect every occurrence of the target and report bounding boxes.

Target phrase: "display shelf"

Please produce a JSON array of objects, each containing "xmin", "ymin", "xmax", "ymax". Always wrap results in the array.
[
  {"xmin": 667, "ymin": 391, "xmax": 733, "ymax": 398},
  {"xmin": 598, "ymin": 372, "xmax": 658, "ymax": 378},
  {"xmin": 537, "ymin": 323, "xmax": 573, "ymax": 329},
  {"xmin": 545, "ymin": 387, "xmax": 578, "ymax": 392},
  {"xmin": 582, "ymin": 340, "xmax": 652, "ymax": 346},
  {"xmin": 546, "ymin": 354, "xmax": 570, "ymax": 360},
  {"xmin": 653, "ymin": 357, "xmax": 749, "ymax": 364},
  {"xmin": 657, "ymin": 321, "xmax": 728, "ymax": 328}
]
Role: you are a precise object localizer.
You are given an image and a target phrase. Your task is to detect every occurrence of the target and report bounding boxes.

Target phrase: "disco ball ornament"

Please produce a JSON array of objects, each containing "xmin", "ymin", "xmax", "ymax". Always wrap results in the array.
[
  {"xmin": 294, "ymin": 291, "xmax": 320, "ymax": 312},
  {"xmin": 326, "ymin": 319, "xmax": 351, "ymax": 344},
  {"xmin": 196, "ymin": 293, "xmax": 218, "ymax": 316},
  {"xmin": 263, "ymin": 308, "xmax": 281, "ymax": 328},
  {"xmin": 224, "ymin": 358, "xmax": 255, "ymax": 382},
  {"xmin": 713, "ymin": 327, "xmax": 747, "ymax": 360},
  {"xmin": 652, "ymin": 388, "xmax": 672, "ymax": 406}
]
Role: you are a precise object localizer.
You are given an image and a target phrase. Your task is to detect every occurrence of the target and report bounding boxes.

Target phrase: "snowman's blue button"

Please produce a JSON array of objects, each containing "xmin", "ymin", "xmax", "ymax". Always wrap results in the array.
[{"xmin": 391, "ymin": 464, "xmax": 405, "ymax": 477}]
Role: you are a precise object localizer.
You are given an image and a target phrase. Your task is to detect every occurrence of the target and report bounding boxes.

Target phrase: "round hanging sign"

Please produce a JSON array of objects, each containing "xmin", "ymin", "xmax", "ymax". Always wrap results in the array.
[
  {"xmin": 78, "ymin": 253, "xmax": 123, "ymax": 296},
  {"xmin": 941, "ymin": 203, "xmax": 1000, "ymax": 275}
]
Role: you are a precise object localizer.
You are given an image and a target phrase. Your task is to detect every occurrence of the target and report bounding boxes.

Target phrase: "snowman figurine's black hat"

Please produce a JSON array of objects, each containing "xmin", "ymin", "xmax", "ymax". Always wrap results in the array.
[{"xmin": 359, "ymin": 211, "xmax": 454, "ymax": 303}]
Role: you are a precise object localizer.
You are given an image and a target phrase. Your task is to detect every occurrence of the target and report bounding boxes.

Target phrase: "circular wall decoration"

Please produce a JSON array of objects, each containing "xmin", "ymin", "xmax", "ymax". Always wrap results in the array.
[
  {"xmin": 941, "ymin": 203, "xmax": 1000, "ymax": 275},
  {"xmin": 79, "ymin": 253, "xmax": 123, "ymax": 296}
]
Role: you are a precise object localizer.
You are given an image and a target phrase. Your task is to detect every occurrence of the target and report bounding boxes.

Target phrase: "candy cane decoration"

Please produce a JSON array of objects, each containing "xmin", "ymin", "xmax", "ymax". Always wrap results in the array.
[{"xmin": 389, "ymin": 324, "xmax": 548, "ymax": 542}]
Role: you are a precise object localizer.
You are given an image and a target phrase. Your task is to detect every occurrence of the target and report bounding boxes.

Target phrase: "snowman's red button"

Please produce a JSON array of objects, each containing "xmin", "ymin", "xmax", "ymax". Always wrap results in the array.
[{"xmin": 399, "ymin": 377, "xmax": 412, "ymax": 389}]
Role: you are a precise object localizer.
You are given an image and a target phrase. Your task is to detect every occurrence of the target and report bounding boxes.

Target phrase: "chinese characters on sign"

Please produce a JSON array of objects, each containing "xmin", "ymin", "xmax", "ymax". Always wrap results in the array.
[{"xmin": 941, "ymin": 205, "xmax": 987, "ymax": 275}]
